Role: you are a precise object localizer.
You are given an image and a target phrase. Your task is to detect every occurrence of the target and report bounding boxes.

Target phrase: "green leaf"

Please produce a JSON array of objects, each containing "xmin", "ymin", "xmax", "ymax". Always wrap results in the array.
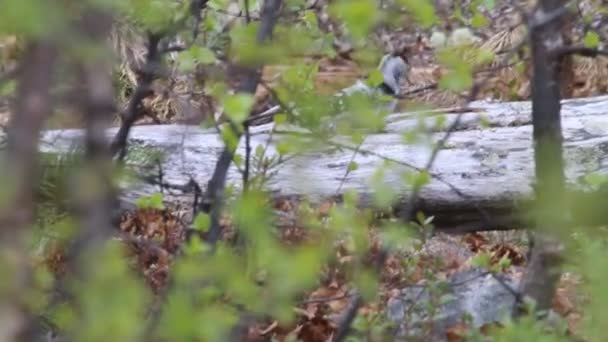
[
  {"xmin": 221, "ymin": 126, "xmax": 240, "ymax": 151},
  {"xmin": 233, "ymin": 153, "xmax": 243, "ymax": 167},
  {"xmin": 276, "ymin": 141, "xmax": 291, "ymax": 155},
  {"xmin": 471, "ymin": 252, "xmax": 491, "ymax": 269},
  {"xmin": 379, "ymin": 222, "xmax": 414, "ymax": 251},
  {"xmin": 68, "ymin": 242, "xmax": 149, "ymax": 341},
  {"xmin": 149, "ymin": 192, "xmax": 165, "ymax": 209},
  {"xmin": 274, "ymin": 113, "xmax": 287, "ymax": 125},
  {"xmin": 223, "ymin": 93, "xmax": 254, "ymax": 124},
  {"xmin": 193, "ymin": 213, "xmax": 211, "ymax": 232},
  {"xmin": 367, "ymin": 69, "xmax": 384, "ymax": 87},
  {"xmin": 0, "ymin": 0, "xmax": 65, "ymax": 37},
  {"xmin": 0, "ymin": 80, "xmax": 15, "ymax": 97},
  {"xmin": 347, "ymin": 161, "xmax": 359, "ymax": 172},
  {"xmin": 135, "ymin": 196, "xmax": 150, "ymax": 209},
  {"xmin": 303, "ymin": 10, "xmax": 319, "ymax": 29},
  {"xmin": 439, "ymin": 69, "xmax": 473, "ymax": 92},
  {"xmin": 404, "ymin": 170, "xmax": 431, "ymax": 189},
  {"xmin": 329, "ymin": 0, "xmax": 378, "ymax": 39},
  {"xmin": 356, "ymin": 270, "xmax": 378, "ymax": 301},
  {"xmin": 436, "ymin": 48, "xmax": 473, "ymax": 91},
  {"xmin": 370, "ymin": 166, "xmax": 398, "ymax": 208},
  {"xmin": 176, "ymin": 53, "xmax": 196, "ymax": 72},
  {"xmin": 471, "ymin": 11, "xmax": 488, "ymax": 28},
  {"xmin": 482, "ymin": 0, "xmax": 495, "ymax": 10},
  {"xmin": 495, "ymin": 254, "xmax": 512, "ymax": 271},
  {"xmin": 398, "ymin": 0, "xmax": 437, "ymax": 28},
  {"xmin": 584, "ymin": 31, "xmax": 600, "ymax": 48},
  {"xmin": 255, "ymin": 145, "xmax": 265, "ymax": 158},
  {"xmin": 583, "ymin": 172, "xmax": 608, "ymax": 188},
  {"xmin": 183, "ymin": 235, "xmax": 210, "ymax": 255},
  {"xmin": 192, "ymin": 46, "xmax": 217, "ymax": 64},
  {"xmin": 135, "ymin": 193, "xmax": 164, "ymax": 209}
]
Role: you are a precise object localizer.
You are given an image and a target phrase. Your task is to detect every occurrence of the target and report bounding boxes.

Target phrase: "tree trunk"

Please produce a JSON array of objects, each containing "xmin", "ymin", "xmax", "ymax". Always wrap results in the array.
[{"xmin": 514, "ymin": 0, "xmax": 571, "ymax": 317}]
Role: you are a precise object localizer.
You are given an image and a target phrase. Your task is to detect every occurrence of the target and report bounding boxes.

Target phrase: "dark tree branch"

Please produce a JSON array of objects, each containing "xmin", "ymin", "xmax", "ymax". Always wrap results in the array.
[
  {"xmin": 110, "ymin": 33, "xmax": 162, "ymax": 160},
  {"xmin": 513, "ymin": 0, "xmax": 570, "ymax": 318},
  {"xmin": 332, "ymin": 292, "xmax": 362, "ymax": 342},
  {"xmin": 243, "ymin": 0, "xmax": 253, "ymax": 192},
  {"xmin": 112, "ymin": 0, "xmax": 207, "ymax": 159},
  {"xmin": 159, "ymin": 0, "xmax": 209, "ymax": 53},
  {"xmin": 42, "ymin": 10, "xmax": 118, "ymax": 330},
  {"xmin": 1, "ymin": 41, "xmax": 56, "ymax": 230},
  {"xmin": 551, "ymin": 45, "xmax": 608, "ymax": 58},
  {"xmin": 1, "ymin": 40, "xmax": 57, "ymax": 341},
  {"xmin": 69, "ymin": 8, "xmax": 117, "ymax": 260},
  {"xmin": 201, "ymin": 0, "xmax": 283, "ymax": 246},
  {"xmin": 243, "ymin": 122, "xmax": 252, "ymax": 191}
]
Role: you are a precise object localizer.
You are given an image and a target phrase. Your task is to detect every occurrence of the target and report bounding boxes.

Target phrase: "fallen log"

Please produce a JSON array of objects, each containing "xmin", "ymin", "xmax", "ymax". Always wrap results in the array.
[{"xmin": 36, "ymin": 95, "xmax": 608, "ymax": 232}]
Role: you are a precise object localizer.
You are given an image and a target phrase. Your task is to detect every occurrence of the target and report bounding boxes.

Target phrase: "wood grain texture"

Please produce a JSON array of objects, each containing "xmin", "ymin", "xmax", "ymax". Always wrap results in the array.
[{"xmin": 37, "ymin": 95, "xmax": 608, "ymax": 232}]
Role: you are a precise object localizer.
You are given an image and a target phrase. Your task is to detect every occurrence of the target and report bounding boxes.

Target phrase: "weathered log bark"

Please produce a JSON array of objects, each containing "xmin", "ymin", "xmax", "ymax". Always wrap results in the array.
[{"xmin": 34, "ymin": 95, "xmax": 608, "ymax": 232}]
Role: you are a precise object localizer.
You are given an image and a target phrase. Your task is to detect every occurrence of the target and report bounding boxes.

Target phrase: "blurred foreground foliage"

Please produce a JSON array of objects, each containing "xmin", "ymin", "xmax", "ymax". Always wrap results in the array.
[{"xmin": 1, "ymin": 0, "xmax": 608, "ymax": 341}]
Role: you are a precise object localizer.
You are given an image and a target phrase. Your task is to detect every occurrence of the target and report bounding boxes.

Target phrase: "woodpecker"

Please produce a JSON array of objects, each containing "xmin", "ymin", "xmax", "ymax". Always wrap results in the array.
[
  {"xmin": 336, "ymin": 52, "xmax": 410, "ymax": 116},
  {"xmin": 254, "ymin": 52, "xmax": 411, "ymax": 127},
  {"xmin": 339, "ymin": 52, "xmax": 410, "ymax": 98},
  {"xmin": 377, "ymin": 52, "xmax": 410, "ymax": 97}
]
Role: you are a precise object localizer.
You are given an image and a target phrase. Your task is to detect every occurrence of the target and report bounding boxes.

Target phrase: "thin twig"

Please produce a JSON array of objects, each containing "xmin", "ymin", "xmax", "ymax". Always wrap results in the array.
[
  {"xmin": 301, "ymin": 291, "xmax": 354, "ymax": 305},
  {"xmin": 110, "ymin": 33, "xmax": 162, "ymax": 160},
  {"xmin": 243, "ymin": 123, "xmax": 251, "ymax": 191},
  {"xmin": 335, "ymin": 139, "xmax": 365, "ymax": 195},
  {"xmin": 551, "ymin": 45, "xmax": 608, "ymax": 58}
]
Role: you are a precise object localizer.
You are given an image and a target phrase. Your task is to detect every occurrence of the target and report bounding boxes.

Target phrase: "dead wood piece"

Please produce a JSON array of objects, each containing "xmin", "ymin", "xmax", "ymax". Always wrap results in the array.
[{"xmin": 31, "ymin": 94, "xmax": 608, "ymax": 233}]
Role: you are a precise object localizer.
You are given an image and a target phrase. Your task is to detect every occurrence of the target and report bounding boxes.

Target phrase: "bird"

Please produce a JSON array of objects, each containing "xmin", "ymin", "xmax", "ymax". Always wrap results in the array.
[
  {"xmin": 253, "ymin": 51, "xmax": 411, "ymax": 129},
  {"xmin": 322, "ymin": 49, "xmax": 410, "ymax": 132},
  {"xmin": 333, "ymin": 51, "xmax": 410, "ymax": 121}
]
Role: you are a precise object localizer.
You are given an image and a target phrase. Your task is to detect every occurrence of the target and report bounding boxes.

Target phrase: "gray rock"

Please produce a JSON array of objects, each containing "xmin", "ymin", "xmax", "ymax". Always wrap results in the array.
[{"xmin": 387, "ymin": 268, "xmax": 520, "ymax": 341}]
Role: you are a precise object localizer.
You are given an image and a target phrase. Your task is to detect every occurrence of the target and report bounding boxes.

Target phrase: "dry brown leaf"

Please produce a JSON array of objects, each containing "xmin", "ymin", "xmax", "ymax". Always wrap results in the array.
[
  {"xmin": 553, "ymin": 287, "xmax": 574, "ymax": 316},
  {"xmin": 317, "ymin": 201, "xmax": 334, "ymax": 216},
  {"xmin": 463, "ymin": 233, "xmax": 490, "ymax": 252},
  {"xmin": 446, "ymin": 322, "xmax": 469, "ymax": 342},
  {"xmin": 489, "ymin": 244, "xmax": 526, "ymax": 266}
]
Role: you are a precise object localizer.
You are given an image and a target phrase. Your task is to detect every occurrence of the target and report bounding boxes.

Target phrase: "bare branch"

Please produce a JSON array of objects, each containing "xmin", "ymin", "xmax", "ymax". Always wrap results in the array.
[
  {"xmin": 332, "ymin": 292, "xmax": 362, "ymax": 342},
  {"xmin": 112, "ymin": 0, "xmax": 208, "ymax": 159},
  {"xmin": 158, "ymin": 0, "xmax": 209, "ymax": 53},
  {"xmin": 201, "ymin": 0, "xmax": 283, "ymax": 246},
  {"xmin": 512, "ymin": 0, "xmax": 571, "ymax": 318},
  {"xmin": 0, "ymin": 40, "xmax": 57, "ymax": 341},
  {"xmin": 69, "ymin": 8, "xmax": 117, "ymax": 257},
  {"xmin": 551, "ymin": 45, "xmax": 608, "ymax": 58},
  {"xmin": 1, "ymin": 41, "xmax": 56, "ymax": 230},
  {"xmin": 110, "ymin": 33, "xmax": 162, "ymax": 160}
]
